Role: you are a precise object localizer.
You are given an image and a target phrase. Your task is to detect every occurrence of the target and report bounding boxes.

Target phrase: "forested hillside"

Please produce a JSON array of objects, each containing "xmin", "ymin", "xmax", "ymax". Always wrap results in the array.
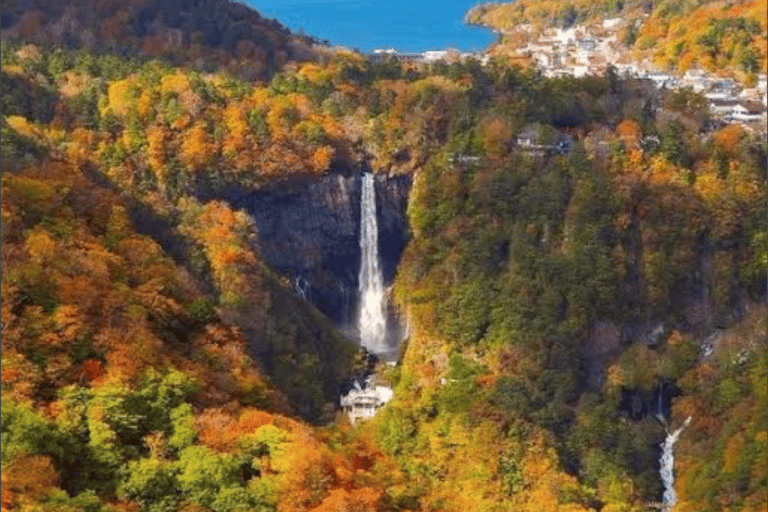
[
  {"xmin": 1, "ymin": 0, "xmax": 766, "ymax": 510},
  {"xmin": 469, "ymin": 0, "xmax": 767, "ymax": 81},
  {"xmin": 0, "ymin": 0, "xmax": 321, "ymax": 80}
]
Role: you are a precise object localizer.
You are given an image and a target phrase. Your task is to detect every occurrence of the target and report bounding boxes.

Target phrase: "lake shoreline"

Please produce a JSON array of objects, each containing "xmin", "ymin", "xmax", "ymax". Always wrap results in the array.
[{"xmin": 248, "ymin": 1, "xmax": 498, "ymax": 54}]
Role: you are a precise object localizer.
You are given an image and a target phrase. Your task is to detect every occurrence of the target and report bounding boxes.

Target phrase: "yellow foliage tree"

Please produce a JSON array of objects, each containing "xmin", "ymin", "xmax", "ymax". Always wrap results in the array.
[
  {"xmin": 1, "ymin": 455, "xmax": 60, "ymax": 510},
  {"xmin": 25, "ymin": 228, "xmax": 57, "ymax": 264},
  {"xmin": 179, "ymin": 122, "xmax": 215, "ymax": 173},
  {"xmin": 615, "ymin": 119, "xmax": 642, "ymax": 149},
  {"xmin": 107, "ymin": 78, "xmax": 139, "ymax": 119},
  {"xmin": 311, "ymin": 146, "xmax": 334, "ymax": 174},
  {"xmin": 481, "ymin": 116, "xmax": 511, "ymax": 157},
  {"xmin": 146, "ymin": 124, "xmax": 169, "ymax": 188}
]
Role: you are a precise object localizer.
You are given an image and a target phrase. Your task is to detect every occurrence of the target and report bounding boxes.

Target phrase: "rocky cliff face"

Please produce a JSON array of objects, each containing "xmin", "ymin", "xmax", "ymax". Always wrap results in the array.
[{"xmin": 219, "ymin": 170, "xmax": 411, "ymax": 334}]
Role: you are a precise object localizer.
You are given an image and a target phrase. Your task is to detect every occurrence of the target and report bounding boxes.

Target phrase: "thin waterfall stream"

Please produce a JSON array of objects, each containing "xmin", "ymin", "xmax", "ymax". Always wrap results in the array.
[{"xmin": 659, "ymin": 416, "xmax": 692, "ymax": 511}]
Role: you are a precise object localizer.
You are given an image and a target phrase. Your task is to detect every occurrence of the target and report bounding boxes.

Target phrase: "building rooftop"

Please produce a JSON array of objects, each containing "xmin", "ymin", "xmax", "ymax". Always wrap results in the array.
[{"xmin": 340, "ymin": 378, "xmax": 393, "ymax": 424}]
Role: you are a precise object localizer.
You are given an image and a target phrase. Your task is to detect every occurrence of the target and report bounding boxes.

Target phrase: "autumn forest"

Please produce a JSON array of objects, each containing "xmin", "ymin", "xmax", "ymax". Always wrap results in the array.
[{"xmin": 0, "ymin": 0, "xmax": 766, "ymax": 511}]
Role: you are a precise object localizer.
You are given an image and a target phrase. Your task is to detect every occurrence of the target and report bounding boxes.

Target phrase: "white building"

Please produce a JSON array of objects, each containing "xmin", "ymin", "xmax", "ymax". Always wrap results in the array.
[
  {"xmin": 731, "ymin": 102, "xmax": 767, "ymax": 123},
  {"xmin": 422, "ymin": 50, "xmax": 449, "ymax": 63},
  {"xmin": 709, "ymin": 99, "xmax": 740, "ymax": 118},
  {"xmin": 554, "ymin": 27, "xmax": 577, "ymax": 46},
  {"xmin": 756, "ymin": 74, "xmax": 767, "ymax": 105},
  {"xmin": 682, "ymin": 69, "xmax": 711, "ymax": 92},
  {"xmin": 340, "ymin": 378, "xmax": 393, "ymax": 424},
  {"xmin": 647, "ymin": 72, "xmax": 673, "ymax": 88},
  {"xmin": 575, "ymin": 48, "xmax": 591, "ymax": 65},
  {"xmin": 757, "ymin": 74, "xmax": 767, "ymax": 93},
  {"xmin": 602, "ymin": 18, "xmax": 623, "ymax": 29},
  {"xmin": 572, "ymin": 64, "xmax": 590, "ymax": 78}
]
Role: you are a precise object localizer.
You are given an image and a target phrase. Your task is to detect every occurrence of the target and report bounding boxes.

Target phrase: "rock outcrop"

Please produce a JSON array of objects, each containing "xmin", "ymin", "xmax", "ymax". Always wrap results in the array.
[{"xmin": 218, "ymin": 170, "xmax": 411, "ymax": 332}]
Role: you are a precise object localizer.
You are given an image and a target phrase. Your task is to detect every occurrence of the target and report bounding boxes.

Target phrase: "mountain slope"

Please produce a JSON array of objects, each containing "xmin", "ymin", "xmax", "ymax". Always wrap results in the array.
[
  {"xmin": 0, "ymin": 0, "xmax": 320, "ymax": 79},
  {"xmin": 1, "ymin": 7, "xmax": 766, "ymax": 511}
]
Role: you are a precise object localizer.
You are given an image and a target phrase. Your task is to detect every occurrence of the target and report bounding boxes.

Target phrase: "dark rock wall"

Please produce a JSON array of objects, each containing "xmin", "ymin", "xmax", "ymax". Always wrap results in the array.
[
  {"xmin": 223, "ymin": 171, "xmax": 411, "ymax": 330},
  {"xmin": 619, "ymin": 382, "xmax": 681, "ymax": 422}
]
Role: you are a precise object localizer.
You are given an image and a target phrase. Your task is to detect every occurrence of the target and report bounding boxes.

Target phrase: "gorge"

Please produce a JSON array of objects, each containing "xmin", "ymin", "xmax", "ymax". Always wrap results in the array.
[
  {"xmin": 223, "ymin": 169, "xmax": 411, "ymax": 351},
  {"xmin": 0, "ymin": 11, "xmax": 764, "ymax": 510},
  {"xmin": 215, "ymin": 161, "xmax": 740, "ymax": 499}
]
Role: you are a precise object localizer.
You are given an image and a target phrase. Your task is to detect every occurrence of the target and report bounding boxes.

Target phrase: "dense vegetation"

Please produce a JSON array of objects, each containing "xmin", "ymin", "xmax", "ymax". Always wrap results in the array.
[
  {"xmin": 0, "ymin": 0, "xmax": 321, "ymax": 80},
  {"xmin": 1, "ymin": 0, "xmax": 766, "ymax": 509},
  {"xmin": 673, "ymin": 308, "xmax": 766, "ymax": 512},
  {"xmin": 632, "ymin": 0, "xmax": 766, "ymax": 81},
  {"xmin": 378, "ymin": 61, "xmax": 766, "ymax": 509},
  {"xmin": 469, "ymin": 0, "xmax": 767, "ymax": 82}
]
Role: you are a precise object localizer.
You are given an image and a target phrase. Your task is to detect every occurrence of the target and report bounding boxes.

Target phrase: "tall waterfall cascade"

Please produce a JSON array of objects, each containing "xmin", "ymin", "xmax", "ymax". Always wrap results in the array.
[
  {"xmin": 659, "ymin": 416, "xmax": 692, "ymax": 511},
  {"xmin": 358, "ymin": 173, "xmax": 387, "ymax": 353},
  {"xmin": 340, "ymin": 173, "xmax": 394, "ymax": 424}
]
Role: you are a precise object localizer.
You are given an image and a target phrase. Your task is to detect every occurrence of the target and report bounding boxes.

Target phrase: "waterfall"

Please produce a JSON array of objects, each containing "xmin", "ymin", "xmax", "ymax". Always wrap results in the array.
[
  {"xmin": 655, "ymin": 385, "xmax": 666, "ymax": 425},
  {"xmin": 294, "ymin": 276, "xmax": 311, "ymax": 301},
  {"xmin": 358, "ymin": 173, "xmax": 387, "ymax": 353},
  {"xmin": 659, "ymin": 416, "xmax": 692, "ymax": 512}
]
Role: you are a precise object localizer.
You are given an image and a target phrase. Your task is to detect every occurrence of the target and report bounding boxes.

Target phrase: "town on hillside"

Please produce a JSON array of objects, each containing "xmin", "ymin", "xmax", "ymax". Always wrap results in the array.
[
  {"xmin": 507, "ymin": 20, "xmax": 767, "ymax": 129},
  {"xmin": 366, "ymin": 18, "xmax": 768, "ymax": 132}
]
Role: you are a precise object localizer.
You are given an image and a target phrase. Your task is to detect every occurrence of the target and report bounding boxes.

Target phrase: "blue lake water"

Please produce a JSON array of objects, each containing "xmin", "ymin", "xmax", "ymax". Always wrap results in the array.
[{"xmin": 245, "ymin": 1, "xmax": 496, "ymax": 54}]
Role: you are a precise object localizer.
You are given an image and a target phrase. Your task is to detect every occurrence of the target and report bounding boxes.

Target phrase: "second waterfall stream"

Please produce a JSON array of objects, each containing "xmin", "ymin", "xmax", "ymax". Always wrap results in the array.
[{"xmin": 659, "ymin": 416, "xmax": 692, "ymax": 512}]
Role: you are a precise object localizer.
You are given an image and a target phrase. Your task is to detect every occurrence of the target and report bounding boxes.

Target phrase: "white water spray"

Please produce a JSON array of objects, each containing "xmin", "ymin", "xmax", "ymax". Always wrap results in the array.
[
  {"xmin": 294, "ymin": 277, "xmax": 310, "ymax": 301},
  {"xmin": 659, "ymin": 416, "xmax": 692, "ymax": 512},
  {"xmin": 358, "ymin": 173, "xmax": 387, "ymax": 352}
]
